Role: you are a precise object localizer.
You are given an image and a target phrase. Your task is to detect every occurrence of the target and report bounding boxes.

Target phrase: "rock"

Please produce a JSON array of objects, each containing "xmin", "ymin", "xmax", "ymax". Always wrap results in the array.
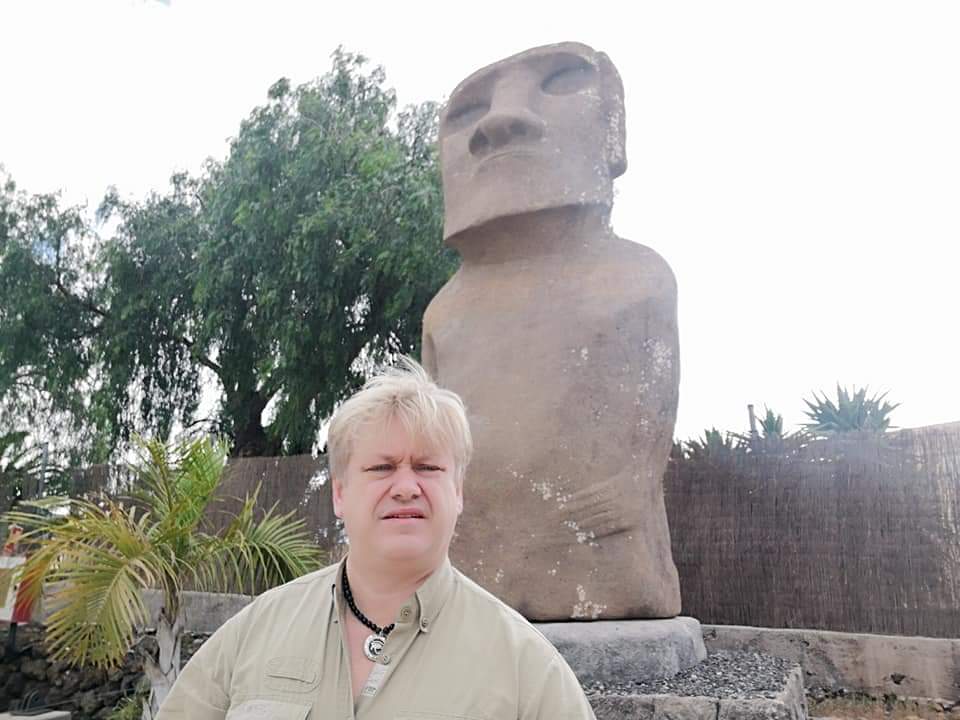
[
  {"xmin": 21, "ymin": 657, "xmax": 48, "ymax": 680},
  {"xmin": 4, "ymin": 671, "xmax": 26, "ymax": 697},
  {"xmin": 79, "ymin": 688, "xmax": 101, "ymax": 714}
]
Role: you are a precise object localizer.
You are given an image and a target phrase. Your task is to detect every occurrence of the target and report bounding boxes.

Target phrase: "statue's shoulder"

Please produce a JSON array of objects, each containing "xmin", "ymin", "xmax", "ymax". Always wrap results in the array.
[
  {"xmin": 423, "ymin": 267, "xmax": 464, "ymax": 329},
  {"xmin": 606, "ymin": 236, "xmax": 677, "ymax": 293}
]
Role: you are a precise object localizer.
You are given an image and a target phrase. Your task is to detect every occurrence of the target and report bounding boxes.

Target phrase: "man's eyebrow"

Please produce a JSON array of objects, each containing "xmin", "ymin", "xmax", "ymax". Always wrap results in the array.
[{"xmin": 363, "ymin": 454, "xmax": 401, "ymax": 465}]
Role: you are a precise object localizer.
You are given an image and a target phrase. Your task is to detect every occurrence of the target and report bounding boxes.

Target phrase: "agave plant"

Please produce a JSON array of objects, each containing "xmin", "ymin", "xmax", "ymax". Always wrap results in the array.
[
  {"xmin": 682, "ymin": 427, "xmax": 745, "ymax": 460},
  {"xmin": 802, "ymin": 385, "xmax": 899, "ymax": 435},
  {"xmin": 756, "ymin": 407, "xmax": 785, "ymax": 440},
  {"xmin": 4, "ymin": 436, "xmax": 324, "ymax": 720}
]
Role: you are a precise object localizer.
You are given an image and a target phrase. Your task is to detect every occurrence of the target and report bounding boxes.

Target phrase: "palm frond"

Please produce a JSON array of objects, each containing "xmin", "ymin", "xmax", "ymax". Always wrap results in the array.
[
  {"xmin": 193, "ymin": 487, "xmax": 322, "ymax": 595},
  {"xmin": 7, "ymin": 496, "xmax": 176, "ymax": 669}
]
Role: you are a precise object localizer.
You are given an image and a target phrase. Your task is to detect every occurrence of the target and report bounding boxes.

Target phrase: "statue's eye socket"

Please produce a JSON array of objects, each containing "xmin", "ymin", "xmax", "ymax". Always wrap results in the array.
[
  {"xmin": 444, "ymin": 101, "xmax": 489, "ymax": 131},
  {"xmin": 541, "ymin": 61, "xmax": 596, "ymax": 95}
]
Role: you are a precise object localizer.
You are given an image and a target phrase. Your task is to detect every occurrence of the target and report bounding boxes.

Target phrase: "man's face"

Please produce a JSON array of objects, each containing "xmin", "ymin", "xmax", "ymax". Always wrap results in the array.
[
  {"xmin": 440, "ymin": 43, "xmax": 616, "ymax": 240},
  {"xmin": 332, "ymin": 416, "xmax": 462, "ymax": 569}
]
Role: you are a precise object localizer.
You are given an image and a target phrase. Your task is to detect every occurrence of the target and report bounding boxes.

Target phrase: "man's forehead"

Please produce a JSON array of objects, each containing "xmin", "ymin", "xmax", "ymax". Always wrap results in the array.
[
  {"xmin": 448, "ymin": 41, "xmax": 599, "ymax": 100},
  {"xmin": 352, "ymin": 418, "xmax": 446, "ymax": 456}
]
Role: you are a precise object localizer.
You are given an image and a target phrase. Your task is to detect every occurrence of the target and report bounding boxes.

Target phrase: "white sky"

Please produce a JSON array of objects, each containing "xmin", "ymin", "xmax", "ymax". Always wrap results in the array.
[{"xmin": 1, "ymin": 0, "xmax": 957, "ymax": 441}]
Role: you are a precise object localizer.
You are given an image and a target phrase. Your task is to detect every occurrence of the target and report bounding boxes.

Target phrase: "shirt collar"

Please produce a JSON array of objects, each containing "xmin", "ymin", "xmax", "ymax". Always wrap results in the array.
[
  {"xmin": 329, "ymin": 555, "xmax": 455, "ymax": 632},
  {"xmin": 412, "ymin": 556, "xmax": 454, "ymax": 631}
]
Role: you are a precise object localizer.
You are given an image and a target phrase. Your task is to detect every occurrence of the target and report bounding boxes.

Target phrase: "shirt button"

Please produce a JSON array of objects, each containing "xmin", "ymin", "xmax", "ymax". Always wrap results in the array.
[
  {"xmin": 399, "ymin": 606, "xmax": 412, "ymax": 620},
  {"xmin": 381, "ymin": 654, "xmax": 391, "ymax": 665}
]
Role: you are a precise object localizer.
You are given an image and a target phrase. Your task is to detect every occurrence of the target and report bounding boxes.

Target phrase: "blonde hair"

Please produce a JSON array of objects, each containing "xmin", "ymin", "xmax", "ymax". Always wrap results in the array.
[{"xmin": 327, "ymin": 357, "xmax": 472, "ymax": 482}]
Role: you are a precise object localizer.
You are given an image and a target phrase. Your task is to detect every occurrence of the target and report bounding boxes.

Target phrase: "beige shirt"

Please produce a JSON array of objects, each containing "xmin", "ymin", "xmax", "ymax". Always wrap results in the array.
[{"xmin": 157, "ymin": 558, "xmax": 596, "ymax": 720}]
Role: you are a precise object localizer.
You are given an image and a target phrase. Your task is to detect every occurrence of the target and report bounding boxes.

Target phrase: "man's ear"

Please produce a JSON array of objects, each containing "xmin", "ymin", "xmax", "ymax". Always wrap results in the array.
[{"xmin": 332, "ymin": 477, "xmax": 344, "ymax": 518}]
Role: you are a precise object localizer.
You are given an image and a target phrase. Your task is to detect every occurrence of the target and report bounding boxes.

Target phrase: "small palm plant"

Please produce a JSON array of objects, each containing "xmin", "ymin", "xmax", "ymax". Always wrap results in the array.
[
  {"xmin": 802, "ymin": 385, "xmax": 899, "ymax": 436},
  {"xmin": 4, "ymin": 436, "xmax": 323, "ymax": 720}
]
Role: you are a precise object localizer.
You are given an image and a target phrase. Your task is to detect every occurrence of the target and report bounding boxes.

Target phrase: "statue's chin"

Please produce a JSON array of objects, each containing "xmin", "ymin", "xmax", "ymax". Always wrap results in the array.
[{"xmin": 443, "ymin": 189, "xmax": 613, "ymax": 245}]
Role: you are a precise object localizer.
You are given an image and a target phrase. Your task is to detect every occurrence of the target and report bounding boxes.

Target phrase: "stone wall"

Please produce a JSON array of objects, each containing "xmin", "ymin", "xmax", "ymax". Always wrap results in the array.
[{"xmin": 0, "ymin": 624, "xmax": 206, "ymax": 719}]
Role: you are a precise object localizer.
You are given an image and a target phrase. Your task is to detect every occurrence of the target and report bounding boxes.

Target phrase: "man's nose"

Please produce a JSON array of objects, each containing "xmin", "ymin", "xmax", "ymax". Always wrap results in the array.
[
  {"xmin": 469, "ymin": 86, "xmax": 545, "ymax": 157},
  {"xmin": 390, "ymin": 465, "xmax": 422, "ymax": 499}
]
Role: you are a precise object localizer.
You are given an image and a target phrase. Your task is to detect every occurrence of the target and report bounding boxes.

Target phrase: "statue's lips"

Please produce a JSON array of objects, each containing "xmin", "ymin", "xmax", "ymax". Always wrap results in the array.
[{"xmin": 479, "ymin": 149, "xmax": 539, "ymax": 164}]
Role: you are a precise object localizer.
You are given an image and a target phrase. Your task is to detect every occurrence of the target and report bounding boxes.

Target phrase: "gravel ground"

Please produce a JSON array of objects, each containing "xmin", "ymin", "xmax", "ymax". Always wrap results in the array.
[{"xmin": 584, "ymin": 649, "xmax": 797, "ymax": 699}]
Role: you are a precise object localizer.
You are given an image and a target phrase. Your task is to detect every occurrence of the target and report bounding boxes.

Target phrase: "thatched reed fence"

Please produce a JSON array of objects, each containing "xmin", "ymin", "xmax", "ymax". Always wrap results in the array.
[{"xmin": 665, "ymin": 422, "xmax": 960, "ymax": 638}]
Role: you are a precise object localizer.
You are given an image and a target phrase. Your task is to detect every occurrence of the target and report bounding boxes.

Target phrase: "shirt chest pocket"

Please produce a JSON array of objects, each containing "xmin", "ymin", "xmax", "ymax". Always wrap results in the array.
[
  {"xmin": 263, "ymin": 656, "xmax": 321, "ymax": 694},
  {"xmin": 226, "ymin": 699, "xmax": 311, "ymax": 720}
]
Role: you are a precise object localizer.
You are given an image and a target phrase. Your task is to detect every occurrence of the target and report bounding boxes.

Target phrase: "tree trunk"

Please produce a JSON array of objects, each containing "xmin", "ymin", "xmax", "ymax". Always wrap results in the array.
[
  {"xmin": 141, "ymin": 606, "xmax": 183, "ymax": 720},
  {"xmin": 229, "ymin": 389, "xmax": 282, "ymax": 457}
]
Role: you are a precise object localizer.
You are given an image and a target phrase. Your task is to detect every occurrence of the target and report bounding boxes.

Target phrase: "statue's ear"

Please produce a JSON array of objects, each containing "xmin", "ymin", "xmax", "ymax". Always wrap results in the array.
[{"xmin": 598, "ymin": 52, "xmax": 627, "ymax": 179}]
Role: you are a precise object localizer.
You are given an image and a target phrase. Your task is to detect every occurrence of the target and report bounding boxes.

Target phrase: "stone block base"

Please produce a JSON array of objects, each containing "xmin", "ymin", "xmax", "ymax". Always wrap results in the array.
[
  {"xmin": 536, "ymin": 617, "xmax": 707, "ymax": 685},
  {"xmin": 588, "ymin": 666, "xmax": 808, "ymax": 720}
]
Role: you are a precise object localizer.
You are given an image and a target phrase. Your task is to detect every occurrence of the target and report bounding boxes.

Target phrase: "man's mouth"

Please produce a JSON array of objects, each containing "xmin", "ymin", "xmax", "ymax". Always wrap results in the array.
[{"xmin": 382, "ymin": 510, "xmax": 426, "ymax": 520}]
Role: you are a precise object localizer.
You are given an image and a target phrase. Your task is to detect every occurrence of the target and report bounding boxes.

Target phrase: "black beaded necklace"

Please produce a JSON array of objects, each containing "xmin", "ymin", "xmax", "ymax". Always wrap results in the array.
[{"xmin": 342, "ymin": 564, "xmax": 394, "ymax": 661}]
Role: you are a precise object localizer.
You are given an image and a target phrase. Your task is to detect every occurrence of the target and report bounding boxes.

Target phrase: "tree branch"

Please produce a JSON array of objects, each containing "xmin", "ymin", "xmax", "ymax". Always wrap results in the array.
[{"xmin": 50, "ymin": 275, "xmax": 224, "ymax": 379}]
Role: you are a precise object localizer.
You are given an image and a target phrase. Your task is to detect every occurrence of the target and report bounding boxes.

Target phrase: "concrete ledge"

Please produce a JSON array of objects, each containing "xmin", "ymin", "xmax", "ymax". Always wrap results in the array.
[
  {"xmin": 703, "ymin": 624, "xmax": 960, "ymax": 702},
  {"xmin": 589, "ymin": 665, "xmax": 807, "ymax": 720},
  {"xmin": 539, "ymin": 617, "xmax": 707, "ymax": 685},
  {"xmin": 144, "ymin": 589, "xmax": 253, "ymax": 634}
]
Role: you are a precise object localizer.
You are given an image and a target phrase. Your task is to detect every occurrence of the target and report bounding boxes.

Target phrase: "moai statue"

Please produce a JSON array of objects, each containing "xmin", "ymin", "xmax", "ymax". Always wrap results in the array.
[{"xmin": 423, "ymin": 42, "xmax": 681, "ymax": 620}]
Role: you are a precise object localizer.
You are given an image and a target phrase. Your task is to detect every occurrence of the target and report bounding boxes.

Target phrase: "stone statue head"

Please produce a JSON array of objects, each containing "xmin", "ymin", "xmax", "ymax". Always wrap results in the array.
[{"xmin": 439, "ymin": 41, "xmax": 626, "ymax": 242}]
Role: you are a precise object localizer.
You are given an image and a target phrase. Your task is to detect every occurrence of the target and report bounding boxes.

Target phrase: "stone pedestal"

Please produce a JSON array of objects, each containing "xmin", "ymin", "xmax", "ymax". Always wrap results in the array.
[
  {"xmin": 587, "ymin": 667, "xmax": 808, "ymax": 720},
  {"xmin": 537, "ymin": 617, "xmax": 706, "ymax": 685}
]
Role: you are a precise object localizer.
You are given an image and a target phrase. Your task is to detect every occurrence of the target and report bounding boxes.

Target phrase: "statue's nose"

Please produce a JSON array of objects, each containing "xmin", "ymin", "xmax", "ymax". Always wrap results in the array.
[{"xmin": 469, "ymin": 108, "xmax": 545, "ymax": 157}]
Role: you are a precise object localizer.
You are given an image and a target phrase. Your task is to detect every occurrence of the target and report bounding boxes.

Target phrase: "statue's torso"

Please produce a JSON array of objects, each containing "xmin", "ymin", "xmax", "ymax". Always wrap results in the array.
[{"xmin": 423, "ymin": 236, "xmax": 682, "ymax": 620}]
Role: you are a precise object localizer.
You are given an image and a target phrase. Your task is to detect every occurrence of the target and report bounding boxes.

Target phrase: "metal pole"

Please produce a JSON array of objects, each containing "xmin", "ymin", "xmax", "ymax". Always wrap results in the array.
[
  {"xmin": 39, "ymin": 442, "xmax": 48, "ymax": 498},
  {"xmin": 747, "ymin": 404, "xmax": 759, "ymax": 443}
]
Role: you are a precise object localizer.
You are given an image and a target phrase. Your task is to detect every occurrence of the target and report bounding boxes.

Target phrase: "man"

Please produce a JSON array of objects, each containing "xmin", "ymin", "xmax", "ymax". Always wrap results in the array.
[{"xmin": 157, "ymin": 358, "xmax": 596, "ymax": 720}]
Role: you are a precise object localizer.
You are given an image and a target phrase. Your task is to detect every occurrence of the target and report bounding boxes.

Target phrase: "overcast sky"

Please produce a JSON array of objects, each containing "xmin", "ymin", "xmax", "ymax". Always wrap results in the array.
[{"xmin": 1, "ymin": 0, "xmax": 957, "ymax": 440}]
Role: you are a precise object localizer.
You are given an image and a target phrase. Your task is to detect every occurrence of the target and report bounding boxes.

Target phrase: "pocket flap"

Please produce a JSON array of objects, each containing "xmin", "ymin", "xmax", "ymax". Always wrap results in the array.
[{"xmin": 266, "ymin": 656, "xmax": 318, "ymax": 684}]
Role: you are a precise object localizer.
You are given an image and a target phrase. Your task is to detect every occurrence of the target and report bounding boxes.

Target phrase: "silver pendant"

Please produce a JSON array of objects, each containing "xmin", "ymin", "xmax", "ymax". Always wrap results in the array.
[{"xmin": 363, "ymin": 633, "xmax": 386, "ymax": 661}]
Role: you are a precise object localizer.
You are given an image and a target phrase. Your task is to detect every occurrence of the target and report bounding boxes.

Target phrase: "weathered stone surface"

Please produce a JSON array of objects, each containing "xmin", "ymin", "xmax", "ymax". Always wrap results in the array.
[
  {"xmin": 654, "ymin": 695, "xmax": 717, "ymax": 720},
  {"xmin": 20, "ymin": 657, "xmax": 48, "ymax": 681},
  {"xmin": 425, "ymin": 41, "xmax": 681, "ymax": 620},
  {"xmin": 717, "ymin": 668, "xmax": 807, "ymax": 720},
  {"xmin": 589, "ymin": 666, "xmax": 808, "ymax": 720},
  {"xmin": 79, "ymin": 689, "xmax": 100, "ymax": 714},
  {"xmin": 703, "ymin": 624, "xmax": 960, "ymax": 703},
  {"xmin": 538, "ymin": 617, "xmax": 706, "ymax": 685},
  {"xmin": 590, "ymin": 694, "xmax": 656, "ymax": 720}
]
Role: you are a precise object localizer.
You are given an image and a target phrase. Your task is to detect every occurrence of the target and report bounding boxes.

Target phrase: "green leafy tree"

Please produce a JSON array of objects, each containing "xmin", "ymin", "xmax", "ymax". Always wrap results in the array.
[
  {"xmin": 4, "ymin": 436, "xmax": 323, "ymax": 720},
  {"xmin": 1, "ymin": 48, "xmax": 456, "ymax": 459},
  {"xmin": 802, "ymin": 384, "xmax": 899, "ymax": 435}
]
